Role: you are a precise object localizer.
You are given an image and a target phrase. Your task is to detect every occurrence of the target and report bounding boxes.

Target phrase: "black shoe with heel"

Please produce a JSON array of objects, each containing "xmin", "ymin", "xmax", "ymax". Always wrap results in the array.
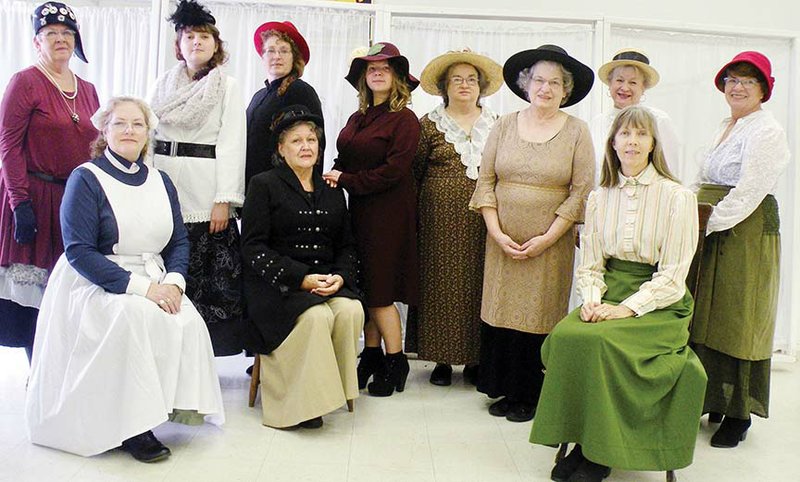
[
  {"xmin": 357, "ymin": 346, "xmax": 385, "ymax": 389},
  {"xmin": 120, "ymin": 431, "xmax": 171, "ymax": 463},
  {"xmin": 567, "ymin": 459, "xmax": 610, "ymax": 482},
  {"xmin": 710, "ymin": 416, "xmax": 751, "ymax": 448},
  {"xmin": 551, "ymin": 444, "xmax": 584, "ymax": 482},
  {"xmin": 429, "ymin": 363, "xmax": 452, "ymax": 386},
  {"xmin": 368, "ymin": 351, "xmax": 409, "ymax": 397}
]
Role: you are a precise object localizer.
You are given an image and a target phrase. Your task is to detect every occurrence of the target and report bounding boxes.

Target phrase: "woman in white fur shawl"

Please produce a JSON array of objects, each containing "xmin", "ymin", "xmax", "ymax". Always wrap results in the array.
[{"xmin": 150, "ymin": 0, "xmax": 246, "ymax": 356}]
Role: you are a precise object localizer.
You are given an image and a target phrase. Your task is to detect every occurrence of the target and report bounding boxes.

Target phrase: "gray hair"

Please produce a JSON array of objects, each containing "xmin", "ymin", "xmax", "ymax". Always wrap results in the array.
[{"xmin": 516, "ymin": 60, "xmax": 574, "ymax": 106}]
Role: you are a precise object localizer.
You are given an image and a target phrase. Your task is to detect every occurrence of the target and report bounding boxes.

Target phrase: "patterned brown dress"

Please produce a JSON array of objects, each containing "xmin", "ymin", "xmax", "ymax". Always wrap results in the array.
[{"xmin": 411, "ymin": 107, "xmax": 497, "ymax": 365}]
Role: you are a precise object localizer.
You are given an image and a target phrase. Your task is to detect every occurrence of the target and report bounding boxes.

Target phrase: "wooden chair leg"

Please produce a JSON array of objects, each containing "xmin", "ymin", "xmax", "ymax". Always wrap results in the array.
[
  {"xmin": 346, "ymin": 399, "xmax": 354, "ymax": 412},
  {"xmin": 248, "ymin": 354, "xmax": 261, "ymax": 407},
  {"xmin": 555, "ymin": 443, "xmax": 569, "ymax": 463},
  {"xmin": 666, "ymin": 470, "xmax": 677, "ymax": 482}
]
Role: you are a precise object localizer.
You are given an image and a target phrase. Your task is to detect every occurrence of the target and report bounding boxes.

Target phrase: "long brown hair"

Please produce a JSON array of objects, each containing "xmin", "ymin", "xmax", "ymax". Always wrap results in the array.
[
  {"xmin": 356, "ymin": 61, "xmax": 412, "ymax": 113},
  {"xmin": 174, "ymin": 24, "xmax": 228, "ymax": 80},
  {"xmin": 600, "ymin": 105, "xmax": 678, "ymax": 187},
  {"xmin": 261, "ymin": 30, "xmax": 306, "ymax": 96}
]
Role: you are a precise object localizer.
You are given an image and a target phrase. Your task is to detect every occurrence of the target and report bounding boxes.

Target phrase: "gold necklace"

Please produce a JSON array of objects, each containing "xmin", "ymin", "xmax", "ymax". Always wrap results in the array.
[{"xmin": 36, "ymin": 61, "xmax": 80, "ymax": 123}]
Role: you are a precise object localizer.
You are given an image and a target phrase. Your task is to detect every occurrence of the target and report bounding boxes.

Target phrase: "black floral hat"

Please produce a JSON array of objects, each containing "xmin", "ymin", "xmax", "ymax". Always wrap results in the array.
[
  {"xmin": 168, "ymin": 0, "xmax": 216, "ymax": 31},
  {"xmin": 31, "ymin": 2, "xmax": 87, "ymax": 63}
]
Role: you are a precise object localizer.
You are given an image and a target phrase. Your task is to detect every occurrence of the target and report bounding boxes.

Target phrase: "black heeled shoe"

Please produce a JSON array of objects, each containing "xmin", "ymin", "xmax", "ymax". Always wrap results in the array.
[
  {"xmin": 488, "ymin": 397, "xmax": 512, "ymax": 417},
  {"xmin": 567, "ymin": 459, "xmax": 610, "ymax": 482},
  {"xmin": 429, "ymin": 363, "xmax": 452, "ymax": 386},
  {"xmin": 551, "ymin": 444, "xmax": 584, "ymax": 482},
  {"xmin": 462, "ymin": 364, "xmax": 479, "ymax": 386},
  {"xmin": 506, "ymin": 401, "xmax": 535, "ymax": 423},
  {"xmin": 710, "ymin": 416, "xmax": 751, "ymax": 448},
  {"xmin": 357, "ymin": 346, "xmax": 385, "ymax": 389},
  {"xmin": 368, "ymin": 351, "xmax": 409, "ymax": 397},
  {"xmin": 120, "ymin": 431, "xmax": 171, "ymax": 463},
  {"xmin": 298, "ymin": 416, "xmax": 324, "ymax": 429}
]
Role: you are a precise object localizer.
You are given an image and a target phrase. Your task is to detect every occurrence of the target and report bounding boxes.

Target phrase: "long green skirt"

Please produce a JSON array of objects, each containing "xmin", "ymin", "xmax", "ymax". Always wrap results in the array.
[
  {"xmin": 691, "ymin": 184, "xmax": 779, "ymax": 418},
  {"xmin": 530, "ymin": 258, "xmax": 707, "ymax": 471}
]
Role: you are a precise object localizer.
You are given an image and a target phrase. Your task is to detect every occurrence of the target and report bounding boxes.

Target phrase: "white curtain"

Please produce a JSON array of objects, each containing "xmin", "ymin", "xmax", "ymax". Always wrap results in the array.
[
  {"xmin": 609, "ymin": 27, "xmax": 797, "ymax": 355},
  {"xmin": 205, "ymin": 1, "xmax": 372, "ymax": 169},
  {"xmin": 390, "ymin": 16, "xmax": 596, "ymax": 121},
  {"xmin": 0, "ymin": 0, "xmax": 152, "ymax": 102}
]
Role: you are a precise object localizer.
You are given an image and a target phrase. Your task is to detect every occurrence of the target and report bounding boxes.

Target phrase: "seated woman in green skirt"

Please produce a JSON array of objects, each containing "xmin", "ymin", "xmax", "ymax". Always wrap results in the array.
[{"xmin": 529, "ymin": 105, "xmax": 707, "ymax": 482}]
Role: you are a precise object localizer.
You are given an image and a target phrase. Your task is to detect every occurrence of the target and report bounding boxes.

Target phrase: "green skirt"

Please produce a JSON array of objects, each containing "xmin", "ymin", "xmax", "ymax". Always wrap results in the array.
[
  {"xmin": 690, "ymin": 184, "xmax": 779, "ymax": 418},
  {"xmin": 691, "ymin": 184, "xmax": 780, "ymax": 360},
  {"xmin": 530, "ymin": 258, "xmax": 707, "ymax": 471}
]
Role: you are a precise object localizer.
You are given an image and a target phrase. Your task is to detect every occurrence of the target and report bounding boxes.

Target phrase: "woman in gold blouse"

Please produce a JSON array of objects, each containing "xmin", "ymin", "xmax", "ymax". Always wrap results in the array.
[
  {"xmin": 468, "ymin": 45, "xmax": 594, "ymax": 423},
  {"xmin": 530, "ymin": 106, "xmax": 707, "ymax": 482}
]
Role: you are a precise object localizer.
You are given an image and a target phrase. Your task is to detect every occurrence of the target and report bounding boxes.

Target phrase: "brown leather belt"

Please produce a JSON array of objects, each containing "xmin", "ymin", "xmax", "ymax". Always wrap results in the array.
[{"xmin": 154, "ymin": 140, "xmax": 216, "ymax": 159}]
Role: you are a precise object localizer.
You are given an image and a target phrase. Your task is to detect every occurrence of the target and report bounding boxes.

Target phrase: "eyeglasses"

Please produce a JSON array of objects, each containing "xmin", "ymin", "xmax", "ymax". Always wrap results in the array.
[
  {"xmin": 265, "ymin": 48, "xmax": 292, "ymax": 57},
  {"xmin": 723, "ymin": 77, "xmax": 760, "ymax": 89},
  {"xmin": 531, "ymin": 76, "xmax": 564, "ymax": 89},
  {"xmin": 39, "ymin": 29, "xmax": 76, "ymax": 41},
  {"xmin": 109, "ymin": 121, "xmax": 147, "ymax": 133},
  {"xmin": 450, "ymin": 76, "xmax": 479, "ymax": 86}
]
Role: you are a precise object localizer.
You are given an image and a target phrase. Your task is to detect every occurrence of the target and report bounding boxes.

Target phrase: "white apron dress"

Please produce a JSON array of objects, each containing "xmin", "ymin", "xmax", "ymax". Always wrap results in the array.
[{"xmin": 25, "ymin": 162, "xmax": 224, "ymax": 457}]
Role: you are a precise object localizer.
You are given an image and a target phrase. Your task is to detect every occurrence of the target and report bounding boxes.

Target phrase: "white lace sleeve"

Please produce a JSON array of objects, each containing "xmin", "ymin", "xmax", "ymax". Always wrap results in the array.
[{"xmin": 707, "ymin": 123, "xmax": 789, "ymax": 234}]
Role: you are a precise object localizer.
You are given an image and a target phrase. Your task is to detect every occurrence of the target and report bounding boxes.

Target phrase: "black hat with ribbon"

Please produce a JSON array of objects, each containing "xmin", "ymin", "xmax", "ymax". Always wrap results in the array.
[{"xmin": 32, "ymin": 2, "xmax": 87, "ymax": 63}]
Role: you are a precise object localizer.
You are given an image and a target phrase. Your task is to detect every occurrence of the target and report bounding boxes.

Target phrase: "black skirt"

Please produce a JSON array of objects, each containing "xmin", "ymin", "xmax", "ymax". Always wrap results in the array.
[
  {"xmin": 185, "ymin": 221, "xmax": 244, "ymax": 356},
  {"xmin": 477, "ymin": 322, "xmax": 547, "ymax": 405}
]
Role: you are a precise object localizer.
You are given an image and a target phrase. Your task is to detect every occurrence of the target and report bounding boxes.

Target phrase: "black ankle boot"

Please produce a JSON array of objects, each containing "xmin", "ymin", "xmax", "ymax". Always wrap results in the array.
[
  {"xmin": 711, "ymin": 416, "xmax": 751, "ymax": 448},
  {"xmin": 357, "ymin": 346, "xmax": 385, "ymax": 389},
  {"xmin": 368, "ymin": 351, "xmax": 409, "ymax": 397},
  {"xmin": 551, "ymin": 444, "xmax": 584, "ymax": 482}
]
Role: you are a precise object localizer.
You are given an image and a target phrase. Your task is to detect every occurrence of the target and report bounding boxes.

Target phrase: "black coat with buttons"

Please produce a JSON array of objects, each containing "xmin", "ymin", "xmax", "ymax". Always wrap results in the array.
[{"xmin": 241, "ymin": 163, "xmax": 362, "ymax": 354}]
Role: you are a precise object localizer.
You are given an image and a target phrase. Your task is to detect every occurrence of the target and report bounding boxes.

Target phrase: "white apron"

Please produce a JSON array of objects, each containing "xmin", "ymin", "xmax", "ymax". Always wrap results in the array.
[{"xmin": 25, "ymin": 162, "xmax": 224, "ymax": 457}]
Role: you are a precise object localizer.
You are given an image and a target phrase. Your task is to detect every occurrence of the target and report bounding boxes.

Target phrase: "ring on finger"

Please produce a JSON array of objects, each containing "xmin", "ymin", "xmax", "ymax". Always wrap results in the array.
[{"xmin": 159, "ymin": 299, "xmax": 166, "ymax": 305}]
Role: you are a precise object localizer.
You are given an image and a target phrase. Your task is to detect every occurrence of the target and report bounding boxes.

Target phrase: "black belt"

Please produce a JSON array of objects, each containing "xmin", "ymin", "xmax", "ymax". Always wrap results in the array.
[
  {"xmin": 28, "ymin": 171, "xmax": 67, "ymax": 185},
  {"xmin": 154, "ymin": 140, "xmax": 216, "ymax": 159}
]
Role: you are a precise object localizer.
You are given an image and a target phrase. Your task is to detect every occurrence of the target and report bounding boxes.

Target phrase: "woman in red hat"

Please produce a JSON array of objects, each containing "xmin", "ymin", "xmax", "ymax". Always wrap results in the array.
[
  {"xmin": 323, "ymin": 42, "xmax": 421, "ymax": 397},
  {"xmin": 0, "ymin": 1, "xmax": 99, "ymax": 363},
  {"xmin": 691, "ymin": 51, "xmax": 790, "ymax": 448},
  {"xmin": 246, "ymin": 21, "xmax": 324, "ymax": 189}
]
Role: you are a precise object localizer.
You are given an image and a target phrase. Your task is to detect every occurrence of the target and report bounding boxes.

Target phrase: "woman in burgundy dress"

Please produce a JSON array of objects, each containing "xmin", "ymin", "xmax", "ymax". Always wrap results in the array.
[
  {"xmin": 323, "ymin": 43, "xmax": 420, "ymax": 397},
  {"xmin": 0, "ymin": 2, "xmax": 99, "ymax": 362}
]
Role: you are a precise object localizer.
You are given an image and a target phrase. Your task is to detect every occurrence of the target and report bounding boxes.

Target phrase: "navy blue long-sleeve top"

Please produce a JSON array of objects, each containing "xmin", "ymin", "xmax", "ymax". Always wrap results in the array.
[{"xmin": 60, "ymin": 150, "xmax": 188, "ymax": 294}]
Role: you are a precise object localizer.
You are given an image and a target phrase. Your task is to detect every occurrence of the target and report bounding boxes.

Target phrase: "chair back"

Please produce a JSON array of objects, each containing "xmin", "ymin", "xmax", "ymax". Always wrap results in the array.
[{"xmin": 686, "ymin": 203, "xmax": 713, "ymax": 325}]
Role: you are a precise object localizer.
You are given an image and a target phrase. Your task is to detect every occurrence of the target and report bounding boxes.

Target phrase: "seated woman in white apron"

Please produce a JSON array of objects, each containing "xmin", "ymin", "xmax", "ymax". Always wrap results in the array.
[{"xmin": 25, "ymin": 97, "xmax": 224, "ymax": 462}]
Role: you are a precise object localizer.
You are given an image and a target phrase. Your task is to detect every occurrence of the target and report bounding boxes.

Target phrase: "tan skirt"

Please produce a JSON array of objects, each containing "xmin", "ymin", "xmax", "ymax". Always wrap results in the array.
[{"xmin": 259, "ymin": 297, "xmax": 364, "ymax": 428}]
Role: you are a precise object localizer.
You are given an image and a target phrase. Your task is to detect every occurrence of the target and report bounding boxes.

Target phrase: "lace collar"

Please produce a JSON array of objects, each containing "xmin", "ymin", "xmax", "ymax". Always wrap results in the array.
[{"xmin": 428, "ymin": 103, "xmax": 498, "ymax": 180}]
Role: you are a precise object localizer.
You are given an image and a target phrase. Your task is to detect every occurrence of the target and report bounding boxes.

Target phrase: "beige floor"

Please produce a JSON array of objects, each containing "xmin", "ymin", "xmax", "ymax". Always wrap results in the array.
[{"xmin": 0, "ymin": 347, "xmax": 797, "ymax": 482}]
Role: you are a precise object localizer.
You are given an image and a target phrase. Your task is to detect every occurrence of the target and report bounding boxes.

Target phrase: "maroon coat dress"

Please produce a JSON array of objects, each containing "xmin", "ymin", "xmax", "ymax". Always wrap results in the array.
[
  {"xmin": 334, "ymin": 103, "xmax": 420, "ymax": 308},
  {"xmin": 0, "ymin": 66, "xmax": 99, "ymax": 273}
]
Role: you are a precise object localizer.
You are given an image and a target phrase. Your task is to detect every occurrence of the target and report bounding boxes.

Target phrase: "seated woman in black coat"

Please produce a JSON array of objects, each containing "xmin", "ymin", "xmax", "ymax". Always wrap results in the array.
[{"xmin": 241, "ymin": 105, "xmax": 364, "ymax": 429}]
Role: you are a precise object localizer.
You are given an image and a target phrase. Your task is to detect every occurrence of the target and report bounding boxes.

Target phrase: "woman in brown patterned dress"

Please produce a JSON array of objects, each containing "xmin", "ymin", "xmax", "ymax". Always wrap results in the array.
[
  {"xmin": 411, "ymin": 50, "xmax": 502, "ymax": 386},
  {"xmin": 469, "ymin": 45, "xmax": 594, "ymax": 422}
]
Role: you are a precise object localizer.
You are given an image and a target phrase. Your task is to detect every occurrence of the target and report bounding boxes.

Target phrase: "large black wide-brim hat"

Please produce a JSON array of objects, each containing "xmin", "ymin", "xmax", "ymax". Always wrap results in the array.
[
  {"xmin": 503, "ymin": 44, "xmax": 594, "ymax": 107},
  {"xmin": 32, "ymin": 2, "xmax": 87, "ymax": 63}
]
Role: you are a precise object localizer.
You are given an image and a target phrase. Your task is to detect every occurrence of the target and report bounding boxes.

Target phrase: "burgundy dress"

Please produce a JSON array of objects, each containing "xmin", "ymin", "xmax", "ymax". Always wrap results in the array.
[
  {"xmin": 0, "ymin": 66, "xmax": 99, "ymax": 347},
  {"xmin": 334, "ymin": 103, "xmax": 420, "ymax": 307}
]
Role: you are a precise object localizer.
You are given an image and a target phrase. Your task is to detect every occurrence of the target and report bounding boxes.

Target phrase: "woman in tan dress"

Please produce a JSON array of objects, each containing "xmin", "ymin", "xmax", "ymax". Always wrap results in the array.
[
  {"xmin": 469, "ymin": 45, "xmax": 594, "ymax": 422},
  {"xmin": 411, "ymin": 49, "xmax": 502, "ymax": 386}
]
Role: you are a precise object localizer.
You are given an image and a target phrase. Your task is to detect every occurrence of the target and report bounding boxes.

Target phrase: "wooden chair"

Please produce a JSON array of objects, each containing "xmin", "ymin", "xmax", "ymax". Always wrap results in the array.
[
  {"xmin": 248, "ymin": 355, "xmax": 355, "ymax": 412},
  {"xmin": 555, "ymin": 202, "xmax": 713, "ymax": 482}
]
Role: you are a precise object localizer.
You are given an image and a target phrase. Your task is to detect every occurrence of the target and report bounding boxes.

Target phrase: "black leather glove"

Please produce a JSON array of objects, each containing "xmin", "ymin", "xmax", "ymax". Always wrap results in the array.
[{"xmin": 13, "ymin": 200, "xmax": 37, "ymax": 244}]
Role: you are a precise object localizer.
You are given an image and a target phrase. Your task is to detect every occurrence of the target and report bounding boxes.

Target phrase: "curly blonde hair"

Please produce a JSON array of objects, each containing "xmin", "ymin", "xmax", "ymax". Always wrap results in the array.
[{"xmin": 356, "ymin": 60, "xmax": 412, "ymax": 113}]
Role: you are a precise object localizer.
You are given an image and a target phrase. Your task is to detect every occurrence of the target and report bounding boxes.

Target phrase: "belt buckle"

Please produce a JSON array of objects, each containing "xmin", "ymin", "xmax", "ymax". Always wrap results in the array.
[{"xmin": 169, "ymin": 141, "xmax": 178, "ymax": 157}]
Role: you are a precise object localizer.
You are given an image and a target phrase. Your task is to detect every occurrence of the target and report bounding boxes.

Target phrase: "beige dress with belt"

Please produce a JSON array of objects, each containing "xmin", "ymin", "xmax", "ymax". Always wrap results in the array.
[{"xmin": 469, "ymin": 112, "xmax": 594, "ymax": 334}]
